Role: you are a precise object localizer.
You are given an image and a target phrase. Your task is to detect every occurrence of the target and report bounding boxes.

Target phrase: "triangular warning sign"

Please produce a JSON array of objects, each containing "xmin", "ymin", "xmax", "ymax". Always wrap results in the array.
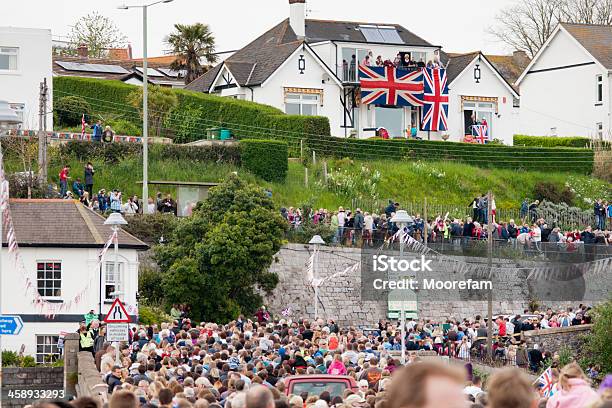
[{"xmin": 103, "ymin": 298, "xmax": 131, "ymax": 323}]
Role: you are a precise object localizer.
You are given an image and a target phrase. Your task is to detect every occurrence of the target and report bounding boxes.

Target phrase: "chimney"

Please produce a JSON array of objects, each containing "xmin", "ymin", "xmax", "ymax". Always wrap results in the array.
[
  {"xmin": 289, "ymin": 0, "xmax": 306, "ymax": 40},
  {"xmin": 512, "ymin": 50, "xmax": 529, "ymax": 65},
  {"xmin": 77, "ymin": 43, "xmax": 88, "ymax": 58}
]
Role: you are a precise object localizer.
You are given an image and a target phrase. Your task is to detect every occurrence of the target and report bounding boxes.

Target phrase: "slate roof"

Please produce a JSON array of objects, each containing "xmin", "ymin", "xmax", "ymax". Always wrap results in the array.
[
  {"xmin": 560, "ymin": 23, "xmax": 612, "ymax": 69},
  {"xmin": 445, "ymin": 51, "xmax": 479, "ymax": 84},
  {"xmin": 186, "ymin": 18, "xmax": 435, "ymax": 92},
  {"xmin": 4, "ymin": 199, "xmax": 148, "ymax": 249}
]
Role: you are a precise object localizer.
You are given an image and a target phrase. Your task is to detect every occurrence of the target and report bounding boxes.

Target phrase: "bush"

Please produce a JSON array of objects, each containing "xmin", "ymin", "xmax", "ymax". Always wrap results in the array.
[
  {"xmin": 139, "ymin": 268, "xmax": 165, "ymax": 304},
  {"xmin": 533, "ymin": 182, "xmax": 575, "ymax": 205},
  {"xmin": 123, "ymin": 213, "xmax": 178, "ymax": 245},
  {"xmin": 138, "ymin": 304, "xmax": 172, "ymax": 325},
  {"xmin": 55, "ymin": 96, "xmax": 91, "ymax": 126},
  {"xmin": 59, "ymin": 140, "xmax": 141, "ymax": 164},
  {"xmin": 241, "ymin": 139, "xmax": 288, "ymax": 181},
  {"xmin": 2, "ymin": 350, "xmax": 19, "ymax": 367},
  {"xmin": 580, "ymin": 300, "xmax": 612, "ymax": 378},
  {"xmin": 303, "ymin": 137, "xmax": 594, "ymax": 174},
  {"xmin": 513, "ymin": 135, "xmax": 605, "ymax": 148}
]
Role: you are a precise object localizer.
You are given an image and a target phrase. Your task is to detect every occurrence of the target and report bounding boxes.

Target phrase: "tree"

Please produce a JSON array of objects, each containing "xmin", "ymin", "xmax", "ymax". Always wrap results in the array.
[
  {"xmin": 489, "ymin": 0, "xmax": 612, "ymax": 58},
  {"xmin": 165, "ymin": 23, "xmax": 218, "ymax": 85},
  {"xmin": 127, "ymin": 85, "xmax": 178, "ymax": 138},
  {"xmin": 580, "ymin": 300, "xmax": 612, "ymax": 377},
  {"xmin": 154, "ymin": 175, "xmax": 287, "ymax": 322},
  {"xmin": 69, "ymin": 12, "xmax": 127, "ymax": 58}
]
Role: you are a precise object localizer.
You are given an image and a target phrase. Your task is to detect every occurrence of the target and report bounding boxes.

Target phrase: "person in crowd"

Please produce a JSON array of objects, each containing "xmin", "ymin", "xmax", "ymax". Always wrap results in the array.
[
  {"xmin": 375, "ymin": 55, "xmax": 384, "ymax": 66},
  {"xmin": 123, "ymin": 195, "xmax": 139, "ymax": 215},
  {"xmin": 110, "ymin": 189, "xmax": 122, "ymax": 213},
  {"xmin": 72, "ymin": 177, "xmax": 84, "ymax": 198},
  {"xmin": 362, "ymin": 54, "xmax": 371, "ymax": 66},
  {"xmin": 84, "ymin": 162, "xmax": 95, "ymax": 198},
  {"xmin": 89, "ymin": 120, "xmax": 103, "ymax": 142},
  {"xmin": 546, "ymin": 363, "xmax": 599, "ymax": 408},
  {"xmin": 102, "ymin": 125, "xmax": 115, "ymax": 143},
  {"xmin": 58, "ymin": 164, "xmax": 71, "ymax": 198},
  {"xmin": 488, "ymin": 368, "xmax": 538, "ymax": 408},
  {"xmin": 393, "ymin": 53, "xmax": 402, "ymax": 67},
  {"xmin": 159, "ymin": 194, "xmax": 177, "ymax": 215},
  {"xmin": 145, "ymin": 197, "xmax": 156, "ymax": 214}
]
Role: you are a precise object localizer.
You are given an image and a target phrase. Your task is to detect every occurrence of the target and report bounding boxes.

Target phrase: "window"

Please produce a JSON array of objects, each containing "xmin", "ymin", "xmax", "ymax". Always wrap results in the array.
[
  {"xmin": 37, "ymin": 261, "xmax": 61, "ymax": 297},
  {"xmin": 36, "ymin": 335, "xmax": 61, "ymax": 364},
  {"xmin": 285, "ymin": 93, "xmax": 319, "ymax": 116},
  {"xmin": 410, "ymin": 51, "xmax": 427, "ymax": 65},
  {"xmin": 595, "ymin": 74, "xmax": 603, "ymax": 104},
  {"xmin": 0, "ymin": 47, "xmax": 18, "ymax": 71},
  {"xmin": 596, "ymin": 122, "xmax": 603, "ymax": 140},
  {"xmin": 9, "ymin": 103, "xmax": 24, "ymax": 125},
  {"xmin": 341, "ymin": 48, "xmax": 368, "ymax": 81},
  {"xmin": 105, "ymin": 262, "xmax": 123, "ymax": 301}
]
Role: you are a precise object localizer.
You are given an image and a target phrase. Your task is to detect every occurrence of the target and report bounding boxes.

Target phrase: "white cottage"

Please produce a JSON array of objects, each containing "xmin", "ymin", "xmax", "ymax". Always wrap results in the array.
[
  {"xmin": 516, "ymin": 23, "xmax": 612, "ymax": 140},
  {"xmin": 0, "ymin": 27, "xmax": 53, "ymax": 130},
  {"xmin": 186, "ymin": 0, "xmax": 442, "ymax": 139},
  {"xmin": 1, "ymin": 199, "xmax": 147, "ymax": 362}
]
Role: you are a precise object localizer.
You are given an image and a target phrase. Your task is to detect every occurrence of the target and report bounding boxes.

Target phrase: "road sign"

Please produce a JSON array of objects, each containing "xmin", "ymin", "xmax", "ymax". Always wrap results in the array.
[
  {"xmin": 0, "ymin": 315, "xmax": 24, "ymax": 335},
  {"xmin": 106, "ymin": 323, "xmax": 129, "ymax": 342},
  {"xmin": 104, "ymin": 298, "xmax": 131, "ymax": 323}
]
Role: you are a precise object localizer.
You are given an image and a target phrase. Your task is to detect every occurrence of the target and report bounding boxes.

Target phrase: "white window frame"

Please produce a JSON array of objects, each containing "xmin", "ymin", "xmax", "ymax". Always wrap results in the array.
[
  {"xmin": 35, "ymin": 334, "xmax": 61, "ymax": 364},
  {"xmin": 104, "ymin": 262, "xmax": 124, "ymax": 302},
  {"xmin": 596, "ymin": 122, "xmax": 603, "ymax": 140},
  {"xmin": 595, "ymin": 74, "xmax": 603, "ymax": 104},
  {"xmin": 36, "ymin": 261, "xmax": 62, "ymax": 298},
  {"xmin": 0, "ymin": 47, "xmax": 19, "ymax": 72},
  {"xmin": 285, "ymin": 93, "xmax": 319, "ymax": 116}
]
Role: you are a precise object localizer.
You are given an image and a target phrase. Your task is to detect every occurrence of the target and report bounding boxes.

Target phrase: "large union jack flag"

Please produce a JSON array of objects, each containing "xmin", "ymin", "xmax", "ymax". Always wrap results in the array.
[
  {"xmin": 359, "ymin": 65, "xmax": 423, "ymax": 107},
  {"xmin": 421, "ymin": 68, "xmax": 449, "ymax": 131}
]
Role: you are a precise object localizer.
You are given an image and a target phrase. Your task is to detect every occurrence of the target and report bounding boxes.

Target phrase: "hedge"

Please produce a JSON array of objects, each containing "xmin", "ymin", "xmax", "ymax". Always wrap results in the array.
[
  {"xmin": 53, "ymin": 76, "xmax": 330, "ymax": 153},
  {"xmin": 302, "ymin": 137, "xmax": 594, "ymax": 174},
  {"xmin": 513, "ymin": 135, "xmax": 598, "ymax": 148},
  {"xmin": 241, "ymin": 139, "xmax": 288, "ymax": 181}
]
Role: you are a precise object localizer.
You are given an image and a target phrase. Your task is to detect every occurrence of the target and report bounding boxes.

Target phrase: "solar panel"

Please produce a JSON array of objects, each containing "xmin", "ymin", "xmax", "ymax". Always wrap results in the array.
[
  {"xmin": 157, "ymin": 68, "xmax": 185, "ymax": 78},
  {"xmin": 360, "ymin": 26, "xmax": 384, "ymax": 43},
  {"xmin": 134, "ymin": 67, "xmax": 165, "ymax": 77},
  {"xmin": 55, "ymin": 61, "xmax": 130, "ymax": 74},
  {"xmin": 379, "ymin": 28, "xmax": 404, "ymax": 44},
  {"xmin": 359, "ymin": 25, "xmax": 404, "ymax": 44}
]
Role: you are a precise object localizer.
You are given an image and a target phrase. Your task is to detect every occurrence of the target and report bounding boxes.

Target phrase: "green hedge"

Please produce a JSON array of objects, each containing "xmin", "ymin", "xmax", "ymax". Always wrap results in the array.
[
  {"xmin": 513, "ymin": 135, "xmax": 599, "ymax": 148},
  {"xmin": 303, "ymin": 137, "xmax": 594, "ymax": 173},
  {"xmin": 241, "ymin": 139, "xmax": 288, "ymax": 181},
  {"xmin": 53, "ymin": 76, "xmax": 330, "ymax": 153}
]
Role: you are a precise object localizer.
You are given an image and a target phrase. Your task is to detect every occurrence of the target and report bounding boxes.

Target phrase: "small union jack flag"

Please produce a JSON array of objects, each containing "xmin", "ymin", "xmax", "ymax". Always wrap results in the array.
[
  {"xmin": 421, "ymin": 68, "xmax": 449, "ymax": 131},
  {"xmin": 281, "ymin": 307, "xmax": 292, "ymax": 317},
  {"xmin": 359, "ymin": 65, "xmax": 424, "ymax": 107},
  {"xmin": 472, "ymin": 125, "xmax": 489, "ymax": 144},
  {"xmin": 536, "ymin": 367, "xmax": 554, "ymax": 397},
  {"xmin": 81, "ymin": 114, "xmax": 86, "ymax": 138}
]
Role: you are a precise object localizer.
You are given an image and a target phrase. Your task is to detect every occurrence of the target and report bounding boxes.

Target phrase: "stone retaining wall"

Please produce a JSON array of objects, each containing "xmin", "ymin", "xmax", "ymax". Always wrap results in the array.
[
  {"xmin": 1, "ymin": 367, "xmax": 64, "ymax": 408},
  {"xmin": 522, "ymin": 325, "xmax": 592, "ymax": 355}
]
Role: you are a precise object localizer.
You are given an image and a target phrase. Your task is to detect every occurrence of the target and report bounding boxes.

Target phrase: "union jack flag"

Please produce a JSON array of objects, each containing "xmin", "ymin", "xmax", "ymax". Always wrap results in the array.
[
  {"xmin": 81, "ymin": 114, "xmax": 86, "ymax": 138},
  {"xmin": 359, "ymin": 65, "xmax": 423, "ymax": 107},
  {"xmin": 472, "ymin": 125, "xmax": 489, "ymax": 144},
  {"xmin": 421, "ymin": 68, "xmax": 449, "ymax": 131},
  {"xmin": 281, "ymin": 307, "xmax": 292, "ymax": 317},
  {"xmin": 535, "ymin": 367, "xmax": 554, "ymax": 397}
]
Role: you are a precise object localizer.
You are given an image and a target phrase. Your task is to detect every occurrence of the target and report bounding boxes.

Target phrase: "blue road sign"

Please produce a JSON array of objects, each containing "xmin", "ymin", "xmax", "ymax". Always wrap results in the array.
[{"xmin": 0, "ymin": 315, "xmax": 24, "ymax": 335}]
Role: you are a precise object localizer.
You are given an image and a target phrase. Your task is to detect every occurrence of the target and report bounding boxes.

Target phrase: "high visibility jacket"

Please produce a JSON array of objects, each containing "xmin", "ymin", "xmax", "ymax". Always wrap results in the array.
[{"xmin": 80, "ymin": 330, "xmax": 94, "ymax": 348}]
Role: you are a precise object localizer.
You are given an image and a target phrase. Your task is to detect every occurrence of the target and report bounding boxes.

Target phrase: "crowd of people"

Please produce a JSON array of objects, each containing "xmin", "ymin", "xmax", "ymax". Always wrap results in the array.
[
  {"xmin": 280, "ymin": 197, "xmax": 612, "ymax": 251},
  {"xmin": 57, "ymin": 163, "xmax": 179, "ymax": 216},
  {"xmin": 52, "ymin": 302, "xmax": 609, "ymax": 408},
  {"xmin": 342, "ymin": 50, "xmax": 445, "ymax": 82}
]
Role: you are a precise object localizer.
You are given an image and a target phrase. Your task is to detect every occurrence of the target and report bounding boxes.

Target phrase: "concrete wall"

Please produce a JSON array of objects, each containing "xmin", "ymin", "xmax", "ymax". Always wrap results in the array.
[
  {"xmin": 522, "ymin": 324, "xmax": 592, "ymax": 355},
  {"xmin": 1, "ymin": 367, "xmax": 64, "ymax": 408}
]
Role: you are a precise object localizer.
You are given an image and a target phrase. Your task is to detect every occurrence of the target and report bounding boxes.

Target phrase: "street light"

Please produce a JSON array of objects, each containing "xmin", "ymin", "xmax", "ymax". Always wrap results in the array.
[
  {"xmin": 118, "ymin": 0, "xmax": 174, "ymax": 205},
  {"xmin": 390, "ymin": 210, "xmax": 412, "ymax": 365},
  {"xmin": 309, "ymin": 235, "xmax": 325, "ymax": 321},
  {"xmin": 104, "ymin": 212, "xmax": 128, "ymax": 366},
  {"xmin": 0, "ymin": 100, "xmax": 22, "ymax": 389}
]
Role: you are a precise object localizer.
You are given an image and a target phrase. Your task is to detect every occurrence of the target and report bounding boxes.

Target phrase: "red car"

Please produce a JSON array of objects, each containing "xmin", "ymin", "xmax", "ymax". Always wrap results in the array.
[{"xmin": 284, "ymin": 375, "xmax": 358, "ymax": 399}]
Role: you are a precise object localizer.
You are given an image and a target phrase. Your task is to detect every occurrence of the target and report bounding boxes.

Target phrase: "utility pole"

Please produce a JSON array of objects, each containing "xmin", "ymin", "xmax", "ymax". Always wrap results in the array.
[
  {"xmin": 38, "ymin": 78, "xmax": 49, "ymax": 189},
  {"xmin": 486, "ymin": 190, "xmax": 493, "ymax": 359}
]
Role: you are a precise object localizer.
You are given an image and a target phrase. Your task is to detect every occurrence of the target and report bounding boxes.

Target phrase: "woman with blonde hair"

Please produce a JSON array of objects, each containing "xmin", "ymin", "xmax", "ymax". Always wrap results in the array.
[{"xmin": 546, "ymin": 363, "xmax": 599, "ymax": 408}]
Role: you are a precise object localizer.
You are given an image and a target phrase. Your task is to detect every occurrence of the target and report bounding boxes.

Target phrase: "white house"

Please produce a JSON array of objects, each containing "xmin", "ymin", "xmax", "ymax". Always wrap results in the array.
[
  {"xmin": 516, "ymin": 23, "xmax": 612, "ymax": 140},
  {"xmin": 0, "ymin": 27, "xmax": 53, "ymax": 130},
  {"xmin": 444, "ymin": 51, "xmax": 523, "ymax": 145},
  {"xmin": 186, "ymin": 0, "xmax": 442, "ymax": 139},
  {"xmin": 1, "ymin": 199, "xmax": 147, "ymax": 362}
]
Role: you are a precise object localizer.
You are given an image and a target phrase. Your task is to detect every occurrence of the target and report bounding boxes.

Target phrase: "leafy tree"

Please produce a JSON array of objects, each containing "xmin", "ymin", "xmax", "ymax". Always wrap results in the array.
[
  {"xmin": 580, "ymin": 300, "xmax": 612, "ymax": 377},
  {"xmin": 68, "ymin": 12, "xmax": 127, "ymax": 58},
  {"xmin": 489, "ymin": 0, "xmax": 612, "ymax": 58},
  {"xmin": 128, "ymin": 85, "xmax": 178, "ymax": 138},
  {"xmin": 155, "ymin": 175, "xmax": 287, "ymax": 322},
  {"xmin": 165, "ymin": 23, "xmax": 218, "ymax": 84}
]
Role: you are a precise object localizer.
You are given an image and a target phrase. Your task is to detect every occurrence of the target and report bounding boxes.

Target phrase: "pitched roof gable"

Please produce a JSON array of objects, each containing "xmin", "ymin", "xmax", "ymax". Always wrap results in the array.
[
  {"xmin": 446, "ymin": 51, "xmax": 520, "ymax": 97},
  {"xmin": 560, "ymin": 23, "xmax": 612, "ymax": 69}
]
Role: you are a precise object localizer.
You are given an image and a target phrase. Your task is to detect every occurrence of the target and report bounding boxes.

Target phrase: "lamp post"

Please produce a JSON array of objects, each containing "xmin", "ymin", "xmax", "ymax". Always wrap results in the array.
[
  {"xmin": 118, "ymin": 0, "xmax": 174, "ymax": 204},
  {"xmin": 390, "ymin": 210, "xmax": 413, "ymax": 365},
  {"xmin": 0, "ymin": 100, "xmax": 22, "ymax": 389},
  {"xmin": 309, "ymin": 235, "xmax": 325, "ymax": 321},
  {"xmin": 104, "ymin": 212, "xmax": 128, "ymax": 367}
]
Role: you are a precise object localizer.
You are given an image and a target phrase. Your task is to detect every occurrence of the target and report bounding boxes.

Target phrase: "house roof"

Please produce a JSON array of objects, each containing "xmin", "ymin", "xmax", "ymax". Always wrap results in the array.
[
  {"xmin": 445, "ymin": 51, "xmax": 480, "ymax": 83},
  {"xmin": 560, "ymin": 23, "xmax": 612, "ymax": 69},
  {"xmin": 186, "ymin": 18, "xmax": 435, "ymax": 92},
  {"xmin": 53, "ymin": 55, "xmax": 180, "ymax": 81},
  {"xmin": 4, "ymin": 199, "xmax": 148, "ymax": 250}
]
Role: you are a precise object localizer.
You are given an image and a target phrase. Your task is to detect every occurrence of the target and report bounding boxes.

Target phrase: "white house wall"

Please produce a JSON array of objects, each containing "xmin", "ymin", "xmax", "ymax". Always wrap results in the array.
[
  {"xmin": 252, "ymin": 48, "xmax": 344, "ymax": 135},
  {"xmin": 1, "ymin": 247, "xmax": 139, "ymax": 357},
  {"xmin": 518, "ymin": 29, "xmax": 609, "ymax": 137},
  {"xmin": 0, "ymin": 27, "xmax": 53, "ymax": 130},
  {"xmin": 448, "ymin": 58, "xmax": 518, "ymax": 145}
]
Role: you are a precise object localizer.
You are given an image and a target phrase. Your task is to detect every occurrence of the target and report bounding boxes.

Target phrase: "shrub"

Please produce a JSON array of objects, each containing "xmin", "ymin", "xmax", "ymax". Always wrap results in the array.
[
  {"xmin": 58, "ymin": 140, "xmax": 141, "ymax": 164},
  {"xmin": 2, "ymin": 350, "xmax": 19, "ymax": 367},
  {"xmin": 241, "ymin": 139, "xmax": 288, "ymax": 181},
  {"xmin": 533, "ymin": 182, "xmax": 575, "ymax": 205},
  {"xmin": 138, "ymin": 303, "xmax": 172, "ymax": 325},
  {"xmin": 513, "ymin": 135, "xmax": 605, "ymax": 148},
  {"xmin": 123, "ymin": 213, "xmax": 178, "ymax": 245},
  {"xmin": 303, "ymin": 137, "xmax": 594, "ymax": 174},
  {"xmin": 55, "ymin": 96, "xmax": 91, "ymax": 126},
  {"xmin": 139, "ymin": 268, "xmax": 165, "ymax": 304}
]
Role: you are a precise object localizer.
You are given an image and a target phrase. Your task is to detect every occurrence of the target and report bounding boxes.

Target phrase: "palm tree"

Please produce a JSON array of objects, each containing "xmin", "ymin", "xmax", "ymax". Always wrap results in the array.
[{"xmin": 165, "ymin": 23, "xmax": 218, "ymax": 85}]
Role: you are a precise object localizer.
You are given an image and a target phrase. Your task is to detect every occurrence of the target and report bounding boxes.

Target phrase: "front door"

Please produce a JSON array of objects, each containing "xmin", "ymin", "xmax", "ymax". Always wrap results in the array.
[{"xmin": 463, "ymin": 100, "xmax": 495, "ymax": 138}]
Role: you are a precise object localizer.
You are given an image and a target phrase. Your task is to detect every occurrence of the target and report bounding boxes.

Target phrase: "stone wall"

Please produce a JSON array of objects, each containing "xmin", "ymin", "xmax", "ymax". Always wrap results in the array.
[
  {"xmin": 263, "ymin": 244, "xmax": 598, "ymax": 327},
  {"xmin": 1, "ymin": 367, "xmax": 64, "ymax": 408},
  {"xmin": 75, "ymin": 352, "xmax": 108, "ymax": 404},
  {"xmin": 523, "ymin": 325, "xmax": 592, "ymax": 355}
]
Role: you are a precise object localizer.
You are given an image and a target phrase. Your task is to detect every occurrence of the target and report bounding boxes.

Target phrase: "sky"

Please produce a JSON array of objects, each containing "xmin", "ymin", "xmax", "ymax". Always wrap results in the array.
[{"xmin": 2, "ymin": 0, "xmax": 517, "ymax": 58}]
